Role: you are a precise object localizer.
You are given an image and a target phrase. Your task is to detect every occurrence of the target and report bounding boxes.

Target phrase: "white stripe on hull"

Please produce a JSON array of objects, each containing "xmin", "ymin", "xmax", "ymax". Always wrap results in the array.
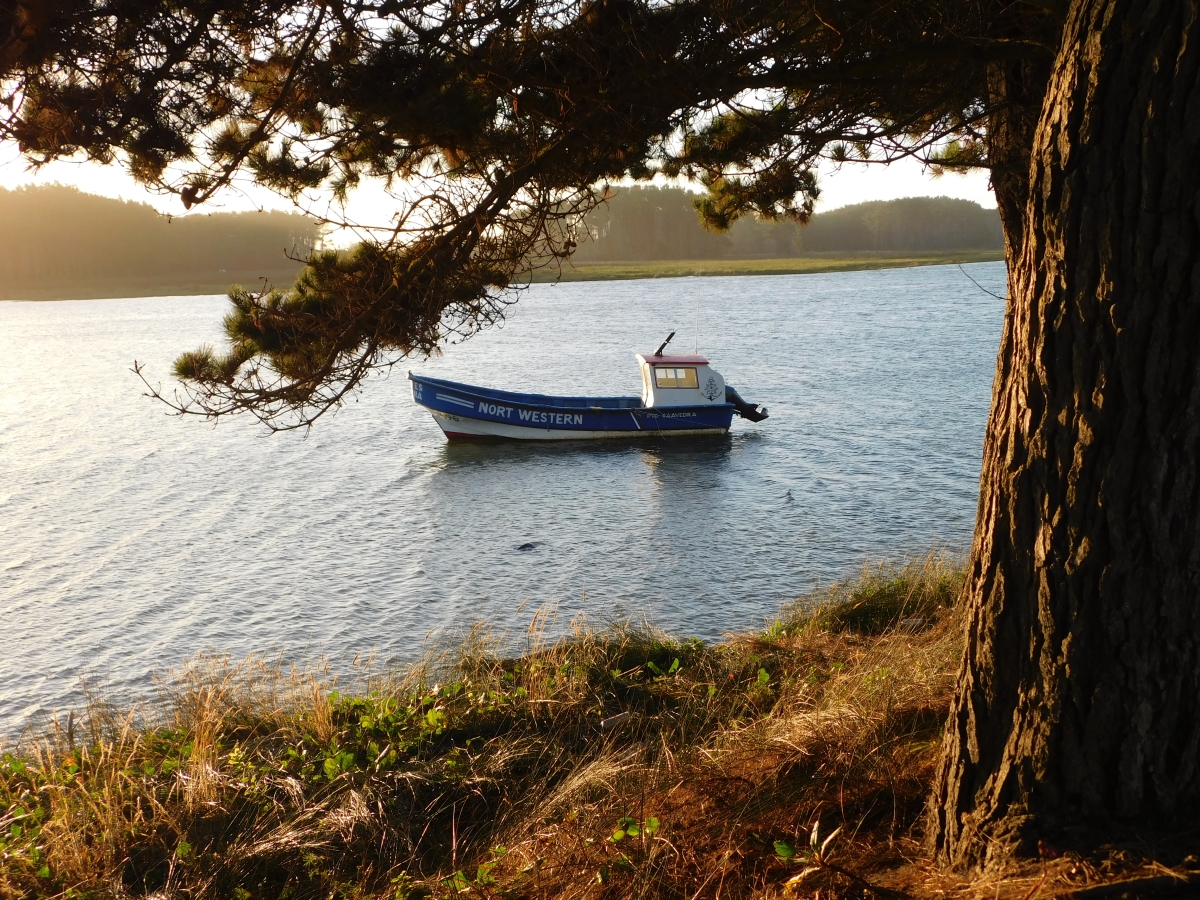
[
  {"xmin": 435, "ymin": 392, "xmax": 476, "ymax": 409},
  {"xmin": 430, "ymin": 410, "xmax": 728, "ymax": 440}
]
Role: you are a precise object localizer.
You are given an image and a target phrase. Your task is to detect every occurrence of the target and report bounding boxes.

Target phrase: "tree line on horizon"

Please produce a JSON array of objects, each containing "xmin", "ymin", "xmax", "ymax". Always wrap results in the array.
[
  {"xmin": 0, "ymin": 185, "xmax": 319, "ymax": 299},
  {"xmin": 0, "ymin": 184, "xmax": 1001, "ymax": 301},
  {"xmin": 572, "ymin": 186, "xmax": 1003, "ymax": 261}
]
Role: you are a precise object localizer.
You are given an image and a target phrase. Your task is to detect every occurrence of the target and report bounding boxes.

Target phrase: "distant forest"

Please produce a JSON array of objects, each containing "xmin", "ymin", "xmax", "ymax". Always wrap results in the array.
[
  {"xmin": 573, "ymin": 187, "xmax": 1003, "ymax": 261},
  {"xmin": 0, "ymin": 184, "xmax": 1001, "ymax": 300},
  {"xmin": 0, "ymin": 185, "xmax": 319, "ymax": 300}
]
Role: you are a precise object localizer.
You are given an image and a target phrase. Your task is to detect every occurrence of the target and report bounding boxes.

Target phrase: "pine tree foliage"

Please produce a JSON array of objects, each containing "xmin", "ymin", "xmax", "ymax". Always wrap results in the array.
[{"xmin": 2, "ymin": 0, "xmax": 1064, "ymax": 426}]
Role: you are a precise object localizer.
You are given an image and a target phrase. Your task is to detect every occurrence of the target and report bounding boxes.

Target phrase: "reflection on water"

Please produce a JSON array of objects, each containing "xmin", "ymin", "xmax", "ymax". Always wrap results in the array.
[
  {"xmin": 0, "ymin": 263, "xmax": 1006, "ymax": 735},
  {"xmin": 435, "ymin": 432, "xmax": 735, "ymax": 473},
  {"xmin": 639, "ymin": 437, "xmax": 736, "ymax": 509}
]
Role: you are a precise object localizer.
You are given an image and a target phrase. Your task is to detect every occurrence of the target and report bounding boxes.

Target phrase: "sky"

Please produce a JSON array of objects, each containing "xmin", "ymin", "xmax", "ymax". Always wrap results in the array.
[{"xmin": 0, "ymin": 145, "xmax": 996, "ymax": 242}]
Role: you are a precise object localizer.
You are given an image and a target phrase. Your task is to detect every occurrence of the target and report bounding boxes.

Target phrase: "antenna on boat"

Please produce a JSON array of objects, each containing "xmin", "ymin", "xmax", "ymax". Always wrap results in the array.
[{"xmin": 655, "ymin": 331, "xmax": 675, "ymax": 357}]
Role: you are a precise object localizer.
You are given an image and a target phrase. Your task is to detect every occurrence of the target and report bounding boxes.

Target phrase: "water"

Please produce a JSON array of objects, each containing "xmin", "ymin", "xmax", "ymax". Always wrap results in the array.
[{"xmin": 0, "ymin": 262, "xmax": 1006, "ymax": 736}]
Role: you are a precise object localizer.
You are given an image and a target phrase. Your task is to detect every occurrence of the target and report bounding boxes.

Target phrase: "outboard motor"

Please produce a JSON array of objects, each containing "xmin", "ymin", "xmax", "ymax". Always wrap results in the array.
[{"xmin": 725, "ymin": 385, "xmax": 769, "ymax": 422}]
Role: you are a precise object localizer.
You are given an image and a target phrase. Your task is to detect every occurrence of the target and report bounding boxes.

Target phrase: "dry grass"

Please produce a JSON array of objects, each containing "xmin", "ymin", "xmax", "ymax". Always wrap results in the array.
[
  {"xmin": 2, "ymin": 552, "xmax": 1193, "ymax": 899},
  {"xmin": 527, "ymin": 252, "xmax": 1005, "ymax": 283}
]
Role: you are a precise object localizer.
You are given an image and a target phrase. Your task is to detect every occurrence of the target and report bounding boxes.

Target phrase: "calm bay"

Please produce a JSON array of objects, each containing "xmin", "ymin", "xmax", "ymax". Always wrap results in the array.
[{"xmin": 0, "ymin": 262, "xmax": 1006, "ymax": 736}]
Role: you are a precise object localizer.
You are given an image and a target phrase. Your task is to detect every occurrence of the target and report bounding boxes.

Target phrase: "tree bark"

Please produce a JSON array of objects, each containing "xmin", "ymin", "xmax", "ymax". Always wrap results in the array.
[
  {"xmin": 984, "ymin": 54, "xmax": 1052, "ymax": 272},
  {"xmin": 930, "ymin": 0, "xmax": 1200, "ymax": 869}
]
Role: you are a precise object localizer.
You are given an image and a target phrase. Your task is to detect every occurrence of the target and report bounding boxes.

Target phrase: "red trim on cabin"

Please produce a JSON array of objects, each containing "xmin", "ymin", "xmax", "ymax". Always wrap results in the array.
[{"xmin": 640, "ymin": 354, "xmax": 709, "ymax": 365}]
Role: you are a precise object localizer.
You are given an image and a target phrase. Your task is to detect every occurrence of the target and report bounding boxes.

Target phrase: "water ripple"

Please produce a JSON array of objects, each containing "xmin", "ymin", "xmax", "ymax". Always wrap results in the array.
[{"xmin": 0, "ymin": 263, "xmax": 1006, "ymax": 737}]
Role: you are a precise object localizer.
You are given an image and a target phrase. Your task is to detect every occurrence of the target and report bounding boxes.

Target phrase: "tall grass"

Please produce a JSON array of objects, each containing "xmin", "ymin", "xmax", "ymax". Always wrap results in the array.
[{"xmin": 7, "ymin": 552, "xmax": 1170, "ymax": 899}]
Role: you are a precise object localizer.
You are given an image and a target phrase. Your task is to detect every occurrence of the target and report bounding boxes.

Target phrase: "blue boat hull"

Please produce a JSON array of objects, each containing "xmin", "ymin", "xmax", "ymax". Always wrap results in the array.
[{"xmin": 410, "ymin": 373, "xmax": 735, "ymax": 440}]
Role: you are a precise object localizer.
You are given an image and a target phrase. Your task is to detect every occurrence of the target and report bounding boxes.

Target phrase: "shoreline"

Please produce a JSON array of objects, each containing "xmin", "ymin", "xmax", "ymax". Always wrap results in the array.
[
  {"xmin": 529, "ymin": 250, "xmax": 1005, "ymax": 283},
  {"xmin": 3, "ymin": 553, "xmax": 1185, "ymax": 899},
  {"xmin": 0, "ymin": 252, "xmax": 1005, "ymax": 301},
  {"xmin": 0, "ymin": 268, "xmax": 306, "ymax": 303}
]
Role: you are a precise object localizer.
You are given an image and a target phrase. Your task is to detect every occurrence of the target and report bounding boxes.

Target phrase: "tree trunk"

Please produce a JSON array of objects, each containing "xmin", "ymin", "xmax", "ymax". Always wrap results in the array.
[
  {"xmin": 984, "ymin": 55, "xmax": 1052, "ymax": 272},
  {"xmin": 930, "ymin": 0, "xmax": 1200, "ymax": 869}
]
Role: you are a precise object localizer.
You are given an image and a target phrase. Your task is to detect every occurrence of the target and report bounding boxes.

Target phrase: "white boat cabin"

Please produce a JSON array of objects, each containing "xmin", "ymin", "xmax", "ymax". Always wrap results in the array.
[{"xmin": 637, "ymin": 353, "xmax": 726, "ymax": 408}]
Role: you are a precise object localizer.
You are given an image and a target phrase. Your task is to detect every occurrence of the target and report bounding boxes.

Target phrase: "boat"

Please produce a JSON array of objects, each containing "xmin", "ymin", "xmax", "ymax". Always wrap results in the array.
[{"xmin": 408, "ymin": 332, "xmax": 768, "ymax": 440}]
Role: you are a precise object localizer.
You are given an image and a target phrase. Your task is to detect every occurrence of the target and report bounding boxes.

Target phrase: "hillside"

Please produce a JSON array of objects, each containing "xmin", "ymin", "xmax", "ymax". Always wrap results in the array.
[
  {"xmin": 572, "ymin": 186, "xmax": 1003, "ymax": 261},
  {"xmin": 801, "ymin": 196, "xmax": 1003, "ymax": 252},
  {"xmin": 0, "ymin": 185, "xmax": 319, "ymax": 300},
  {"xmin": 0, "ymin": 185, "xmax": 1002, "ymax": 299}
]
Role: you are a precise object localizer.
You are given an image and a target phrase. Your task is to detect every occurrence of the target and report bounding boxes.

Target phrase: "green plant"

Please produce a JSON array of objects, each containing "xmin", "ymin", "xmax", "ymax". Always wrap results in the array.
[
  {"xmin": 609, "ymin": 816, "xmax": 659, "ymax": 842},
  {"xmin": 0, "ymin": 561, "xmax": 972, "ymax": 900},
  {"xmin": 776, "ymin": 820, "xmax": 842, "ymax": 882}
]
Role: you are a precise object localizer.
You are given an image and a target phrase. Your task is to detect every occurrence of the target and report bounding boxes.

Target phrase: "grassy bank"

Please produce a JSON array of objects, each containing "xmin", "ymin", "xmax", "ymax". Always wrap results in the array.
[
  {"xmin": 0, "ymin": 252, "xmax": 1004, "ymax": 300},
  {"xmin": 528, "ymin": 251, "xmax": 1004, "ymax": 283},
  {"xmin": 0, "ymin": 269, "xmax": 306, "ymax": 302},
  {"xmin": 1, "ymin": 554, "xmax": 1189, "ymax": 899}
]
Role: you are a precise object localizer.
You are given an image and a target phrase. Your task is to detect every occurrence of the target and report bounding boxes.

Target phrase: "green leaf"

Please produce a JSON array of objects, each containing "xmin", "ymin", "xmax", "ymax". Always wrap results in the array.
[
  {"xmin": 36, "ymin": 865, "xmax": 50, "ymax": 879},
  {"xmin": 176, "ymin": 839, "xmax": 192, "ymax": 859},
  {"xmin": 757, "ymin": 668, "xmax": 770, "ymax": 685},
  {"xmin": 644, "ymin": 816, "xmax": 660, "ymax": 836},
  {"xmin": 323, "ymin": 757, "xmax": 341, "ymax": 779},
  {"xmin": 646, "ymin": 660, "xmax": 664, "ymax": 676},
  {"xmin": 610, "ymin": 816, "xmax": 639, "ymax": 842},
  {"xmin": 668, "ymin": 658, "xmax": 680, "ymax": 674},
  {"xmin": 774, "ymin": 840, "xmax": 796, "ymax": 860}
]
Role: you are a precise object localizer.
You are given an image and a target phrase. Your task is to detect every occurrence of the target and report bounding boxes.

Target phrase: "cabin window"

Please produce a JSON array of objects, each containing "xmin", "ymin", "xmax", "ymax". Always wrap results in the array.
[{"xmin": 654, "ymin": 367, "xmax": 698, "ymax": 389}]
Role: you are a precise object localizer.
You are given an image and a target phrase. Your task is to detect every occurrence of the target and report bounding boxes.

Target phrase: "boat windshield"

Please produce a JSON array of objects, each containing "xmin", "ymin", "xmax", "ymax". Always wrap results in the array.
[{"xmin": 654, "ymin": 367, "xmax": 699, "ymax": 389}]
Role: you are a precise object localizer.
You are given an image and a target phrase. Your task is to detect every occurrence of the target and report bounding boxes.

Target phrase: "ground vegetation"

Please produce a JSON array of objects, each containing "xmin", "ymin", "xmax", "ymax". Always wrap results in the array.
[
  {"xmin": 3, "ymin": 557, "xmax": 1194, "ymax": 899},
  {"xmin": 538, "ymin": 251, "xmax": 1003, "ymax": 283}
]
